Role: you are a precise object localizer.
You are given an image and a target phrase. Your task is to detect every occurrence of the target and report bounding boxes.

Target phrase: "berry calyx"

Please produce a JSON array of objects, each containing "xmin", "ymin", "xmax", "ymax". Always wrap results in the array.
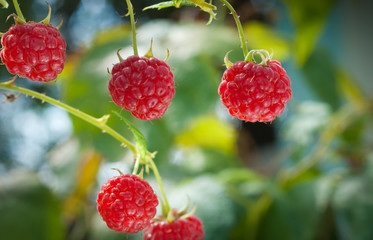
[
  {"xmin": 218, "ymin": 50, "xmax": 292, "ymax": 122},
  {"xmin": 96, "ymin": 174, "xmax": 159, "ymax": 233},
  {"xmin": 108, "ymin": 53, "xmax": 175, "ymax": 121},
  {"xmin": 143, "ymin": 210, "xmax": 204, "ymax": 240},
  {"xmin": 0, "ymin": 4, "xmax": 66, "ymax": 82}
]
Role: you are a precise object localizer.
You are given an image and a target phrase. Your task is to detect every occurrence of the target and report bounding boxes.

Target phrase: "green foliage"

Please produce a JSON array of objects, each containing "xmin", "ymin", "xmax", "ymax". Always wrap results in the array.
[
  {"xmin": 1, "ymin": 1, "xmax": 373, "ymax": 240},
  {"xmin": 0, "ymin": 171, "xmax": 64, "ymax": 240},
  {"xmin": 333, "ymin": 171, "xmax": 373, "ymax": 240},
  {"xmin": 282, "ymin": 0, "xmax": 336, "ymax": 65},
  {"xmin": 302, "ymin": 49, "xmax": 341, "ymax": 110},
  {"xmin": 112, "ymin": 111, "xmax": 147, "ymax": 161}
]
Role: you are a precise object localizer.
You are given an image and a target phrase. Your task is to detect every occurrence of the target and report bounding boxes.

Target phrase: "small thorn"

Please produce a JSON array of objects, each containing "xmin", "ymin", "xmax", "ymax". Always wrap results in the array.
[
  {"xmin": 224, "ymin": 50, "xmax": 234, "ymax": 68},
  {"xmin": 111, "ymin": 168, "xmax": 124, "ymax": 175},
  {"xmin": 144, "ymin": 38, "xmax": 154, "ymax": 58},
  {"xmin": 3, "ymin": 75, "xmax": 18, "ymax": 85},
  {"xmin": 178, "ymin": 196, "xmax": 191, "ymax": 216},
  {"xmin": 115, "ymin": 10, "xmax": 127, "ymax": 18},
  {"xmin": 138, "ymin": 167, "xmax": 144, "ymax": 179},
  {"xmin": 97, "ymin": 114, "xmax": 110, "ymax": 125},
  {"xmin": 116, "ymin": 48, "xmax": 124, "ymax": 62},
  {"xmin": 6, "ymin": 13, "xmax": 25, "ymax": 24},
  {"xmin": 40, "ymin": 2, "xmax": 52, "ymax": 25},
  {"xmin": 164, "ymin": 48, "xmax": 170, "ymax": 62},
  {"xmin": 120, "ymin": 143, "xmax": 127, "ymax": 148},
  {"xmin": 180, "ymin": 204, "xmax": 197, "ymax": 219},
  {"xmin": 107, "ymin": 67, "xmax": 111, "ymax": 75},
  {"xmin": 56, "ymin": 15, "xmax": 63, "ymax": 29}
]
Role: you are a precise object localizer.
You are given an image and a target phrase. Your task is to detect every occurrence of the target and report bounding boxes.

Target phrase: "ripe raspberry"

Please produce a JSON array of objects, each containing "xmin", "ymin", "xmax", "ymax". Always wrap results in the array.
[
  {"xmin": 0, "ymin": 22, "xmax": 66, "ymax": 82},
  {"xmin": 218, "ymin": 60, "xmax": 292, "ymax": 122},
  {"xmin": 96, "ymin": 174, "xmax": 159, "ymax": 233},
  {"xmin": 108, "ymin": 55, "xmax": 175, "ymax": 121},
  {"xmin": 143, "ymin": 214, "xmax": 204, "ymax": 240}
]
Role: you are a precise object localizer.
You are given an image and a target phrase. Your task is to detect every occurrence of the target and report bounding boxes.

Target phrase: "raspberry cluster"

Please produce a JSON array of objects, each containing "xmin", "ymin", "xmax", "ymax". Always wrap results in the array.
[
  {"xmin": 108, "ymin": 55, "xmax": 175, "ymax": 121},
  {"xmin": 1, "ymin": 22, "xmax": 66, "ymax": 82},
  {"xmin": 96, "ymin": 174, "xmax": 159, "ymax": 233},
  {"xmin": 143, "ymin": 213, "xmax": 204, "ymax": 240},
  {"xmin": 218, "ymin": 60, "xmax": 292, "ymax": 122}
]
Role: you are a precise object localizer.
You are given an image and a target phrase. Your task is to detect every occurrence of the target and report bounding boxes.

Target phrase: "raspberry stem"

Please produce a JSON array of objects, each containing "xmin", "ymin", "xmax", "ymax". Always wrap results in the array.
[
  {"xmin": 1, "ymin": 0, "xmax": 9, "ymax": 8},
  {"xmin": 125, "ymin": 0, "xmax": 138, "ymax": 56},
  {"xmin": 0, "ymin": 80, "xmax": 173, "ymax": 216},
  {"xmin": 219, "ymin": 0, "xmax": 248, "ymax": 57},
  {"xmin": 148, "ymin": 156, "xmax": 171, "ymax": 215},
  {"xmin": 0, "ymin": 80, "xmax": 137, "ymax": 154},
  {"xmin": 12, "ymin": 0, "xmax": 25, "ymax": 22}
]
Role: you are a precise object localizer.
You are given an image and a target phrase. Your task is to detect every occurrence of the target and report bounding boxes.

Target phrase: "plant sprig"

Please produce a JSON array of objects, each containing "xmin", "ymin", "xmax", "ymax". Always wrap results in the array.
[{"xmin": 1, "ymin": 0, "xmax": 9, "ymax": 8}]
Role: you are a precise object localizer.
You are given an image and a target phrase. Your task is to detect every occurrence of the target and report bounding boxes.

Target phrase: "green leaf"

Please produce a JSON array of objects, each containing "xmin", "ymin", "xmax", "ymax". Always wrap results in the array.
[
  {"xmin": 333, "ymin": 174, "xmax": 373, "ymax": 240},
  {"xmin": 112, "ymin": 111, "xmax": 147, "ymax": 160},
  {"xmin": 255, "ymin": 175, "xmax": 339, "ymax": 240},
  {"xmin": 336, "ymin": 69, "xmax": 367, "ymax": 107},
  {"xmin": 243, "ymin": 21, "xmax": 291, "ymax": 62},
  {"xmin": 175, "ymin": 115, "xmax": 237, "ymax": 154},
  {"xmin": 144, "ymin": 0, "xmax": 216, "ymax": 24},
  {"xmin": 0, "ymin": 171, "xmax": 65, "ymax": 240},
  {"xmin": 164, "ymin": 55, "xmax": 220, "ymax": 130},
  {"xmin": 302, "ymin": 49, "xmax": 341, "ymax": 110},
  {"xmin": 143, "ymin": 1, "xmax": 194, "ymax": 11},
  {"xmin": 283, "ymin": 0, "xmax": 336, "ymax": 65},
  {"xmin": 218, "ymin": 168, "xmax": 262, "ymax": 184}
]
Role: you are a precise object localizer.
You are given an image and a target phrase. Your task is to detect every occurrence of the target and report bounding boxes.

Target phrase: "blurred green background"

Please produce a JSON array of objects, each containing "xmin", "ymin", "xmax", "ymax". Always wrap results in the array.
[{"xmin": 0, "ymin": 0, "xmax": 373, "ymax": 239}]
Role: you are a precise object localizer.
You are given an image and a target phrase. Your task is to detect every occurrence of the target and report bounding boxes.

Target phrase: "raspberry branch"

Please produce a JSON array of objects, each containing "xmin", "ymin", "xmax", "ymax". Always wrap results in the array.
[
  {"xmin": 0, "ymin": 80, "xmax": 173, "ymax": 218},
  {"xmin": 0, "ymin": 80, "xmax": 136, "ymax": 153},
  {"xmin": 12, "ymin": 0, "xmax": 25, "ymax": 23},
  {"xmin": 125, "ymin": 0, "xmax": 138, "ymax": 56},
  {"xmin": 147, "ymin": 155, "xmax": 171, "ymax": 215},
  {"xmin": 219, "ymin": 0, "xmax": 248, "ymax": 57},
  {"xmin": 1, "ymin": 0, "xmax": 9, "ymax": 8}
]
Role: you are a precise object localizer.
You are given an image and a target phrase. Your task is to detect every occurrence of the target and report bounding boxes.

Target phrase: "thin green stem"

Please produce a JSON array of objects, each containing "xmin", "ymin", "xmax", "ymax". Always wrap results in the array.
[
  {"xmin": 132, "ymin": 155, "xmax": 141, "ymax": 175},
  {"xmin": 149, "ymin": 157, "xmax": 170, "ymax": 214},
  {"xmin": 12, "ymin": 0, "xmax": 25, "ymax": 22},
  {"xmin": 0, "ymin": 81, "xmax": 136, "ymax": 153},
  {"xmin": 125, "ymin": 0, "xmax": 138, "ymax": 56},
  {"xmin": 1, "ymin": 0, "xmax": 9, "ymax": 8},
  {"xmin": 219, "ymin": 0, "xmax": 248, "ymax": 57}
]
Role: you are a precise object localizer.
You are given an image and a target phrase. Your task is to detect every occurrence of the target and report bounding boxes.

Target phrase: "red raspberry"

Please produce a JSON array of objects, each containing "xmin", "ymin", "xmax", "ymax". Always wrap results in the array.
[
  {"xmin": 0, "ymin": 22, "xmax": 66, "ymax": 82},
  {"xmin": 218, "ymin": 60, "xmax": 292, "ymax": 122},
  {"xmin": 143, "ymin": 215, "xmax": 204, "ymax": 240},
  {"xmin": 96, "ymin": 174, "xmax": 159, "ymax": 233},
  {"xmin": 108, "ymin": 55, "xmax": 175, "ymax": 121}
]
